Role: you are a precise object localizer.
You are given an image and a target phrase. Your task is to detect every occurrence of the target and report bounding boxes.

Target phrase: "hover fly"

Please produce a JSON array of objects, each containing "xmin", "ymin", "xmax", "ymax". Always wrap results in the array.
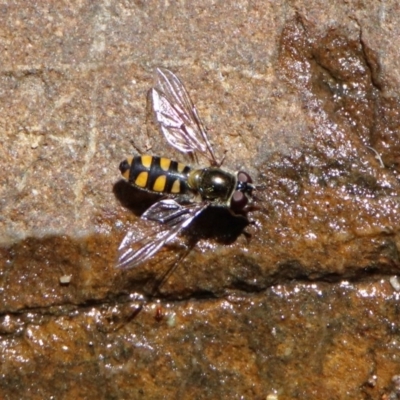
[{"xmin": 117, "ymin": 68, "xmax": 255, "ymax": 270}]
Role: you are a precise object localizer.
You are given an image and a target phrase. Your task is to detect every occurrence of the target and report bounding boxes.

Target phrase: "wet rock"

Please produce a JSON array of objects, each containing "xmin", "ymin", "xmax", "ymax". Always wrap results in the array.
[{"xmin": 1, "ymin": 1, "xmax": 400, "ymax": 399}]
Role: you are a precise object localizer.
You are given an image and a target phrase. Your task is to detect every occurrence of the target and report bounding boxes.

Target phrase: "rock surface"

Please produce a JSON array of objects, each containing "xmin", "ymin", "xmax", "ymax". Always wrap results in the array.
[{"xmin": 1, "ymin": 1, "xmax": 400, "ymax": 399}]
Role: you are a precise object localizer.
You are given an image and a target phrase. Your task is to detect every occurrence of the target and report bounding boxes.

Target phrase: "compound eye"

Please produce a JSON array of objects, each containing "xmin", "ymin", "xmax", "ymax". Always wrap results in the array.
[
  {"xmin": 230, "ymin": 190, "xmax": 249, "ymax": 212},
  {"xmin": 237, "ymin": 171, "xmax": 253, "ymax": 184}
]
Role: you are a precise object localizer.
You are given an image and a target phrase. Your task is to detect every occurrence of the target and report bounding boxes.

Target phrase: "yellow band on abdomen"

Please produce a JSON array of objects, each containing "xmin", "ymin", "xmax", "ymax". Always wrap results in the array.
[
  {"xmin": 177, "ymin": 162, "xmax": 186, "ymax": 173},
  {"xmin": 135, "ymin": 171, "xmax": 149, "ymax": 188},
  {"xmin": 141, "ymin": 155, "xmax": 152, "ymax": 169},
  {"xmin": 171, "ymin": 179, "xmax": 181, "ymax": 193},
  {"xmin": 153, "ymin": 175, "xmax": 167, "ymax": 192},
  {"xmin": 160, "ymin": 158, "xmax": 171, "ymax": 171}
]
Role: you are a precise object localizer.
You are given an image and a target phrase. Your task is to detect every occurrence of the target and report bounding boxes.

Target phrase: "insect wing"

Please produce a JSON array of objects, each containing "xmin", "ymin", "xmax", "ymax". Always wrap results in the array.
[
  {"xmin": 117, "ymin": 225, "xmax": 176, "ymax": 270},
  {"xmin": 142, "ymin": 198, "xmax": 201, "ymax": 225},
  {"xmin": 150, "ymin": 68, "xmax": 218, "ymax": 165},
  {"xmin": 117, "ymin": 199, "xmax": 208, "ymax": 270}
]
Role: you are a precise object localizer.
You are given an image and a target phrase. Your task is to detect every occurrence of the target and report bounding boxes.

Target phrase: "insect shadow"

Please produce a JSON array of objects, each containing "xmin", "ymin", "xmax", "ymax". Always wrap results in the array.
[
  {"xmin": 113, "ymin": 179, "xmax": 160, "ymax": 216},
  {"xmin": 113, "ymin": 178, "xmax": 250, "ymax": 299},
  {"xmin": 113, "ymin": 178, "xmax": 249, "ymax": 245},
  {"xmin": 183, "ymin": 206, "xmax": 249, "ymax": 245}
]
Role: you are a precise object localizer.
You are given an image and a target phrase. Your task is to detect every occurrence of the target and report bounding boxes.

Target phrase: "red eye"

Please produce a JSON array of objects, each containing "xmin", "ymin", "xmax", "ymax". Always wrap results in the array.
[
  {"xmin": 237, "ymin": 171, "xmax": 252, "ymax": 184},
  {"xmin": 230, "ymin": 190, "xmax": 248, "ymax": 212}
]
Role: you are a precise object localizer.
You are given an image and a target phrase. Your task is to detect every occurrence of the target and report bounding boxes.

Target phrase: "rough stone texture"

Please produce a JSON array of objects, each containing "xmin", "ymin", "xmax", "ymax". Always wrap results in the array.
[{"xmin": 1, "ymin": 1, "xmax": 400, "ymax": 399}]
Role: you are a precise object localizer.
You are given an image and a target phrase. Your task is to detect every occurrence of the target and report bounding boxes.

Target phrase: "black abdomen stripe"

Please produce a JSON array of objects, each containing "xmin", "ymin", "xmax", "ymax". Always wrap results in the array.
[{"xmin": 126, "ymin": 155, "xmax": 191, "ymax": 194}]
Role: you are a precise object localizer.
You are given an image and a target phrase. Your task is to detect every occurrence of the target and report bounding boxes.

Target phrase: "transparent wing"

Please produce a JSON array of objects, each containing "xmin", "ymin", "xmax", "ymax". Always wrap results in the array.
[
  {"xmin": 117, "ymin": 199, "xmax": 208, "ymax": 270},
  {"xmin": 150, "ymin": 68, "xmax": 219, "ymax": 165}
]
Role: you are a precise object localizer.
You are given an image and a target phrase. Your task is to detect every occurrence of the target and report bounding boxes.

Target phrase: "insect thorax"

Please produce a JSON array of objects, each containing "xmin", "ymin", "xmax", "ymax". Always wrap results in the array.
[
  {"xmin": 188, "ymin": 168, "xmax": 237, "ymax": 204},
  {"xmin": 120, "ymin": 155, "xmax": 191, "ymax": 194}
]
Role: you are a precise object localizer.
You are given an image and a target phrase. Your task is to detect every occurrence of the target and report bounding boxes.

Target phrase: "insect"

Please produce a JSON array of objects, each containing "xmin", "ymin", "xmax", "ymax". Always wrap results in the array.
[{"xmin": 117, "ymin": 68, "xmax": 255, "ymax": 270}]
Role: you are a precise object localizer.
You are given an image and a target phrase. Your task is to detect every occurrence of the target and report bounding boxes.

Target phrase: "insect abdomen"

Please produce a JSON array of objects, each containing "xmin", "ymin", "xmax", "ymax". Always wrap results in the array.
[{"xmin": 119, "ymin": 155, "xmax": 191, "ymax": 194}]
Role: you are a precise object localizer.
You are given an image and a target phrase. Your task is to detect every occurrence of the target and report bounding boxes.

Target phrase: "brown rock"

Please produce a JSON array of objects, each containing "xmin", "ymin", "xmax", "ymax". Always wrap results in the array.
[{"xmin": 1, "ymin": 2, "xmax": 400, "ymax": 399}]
